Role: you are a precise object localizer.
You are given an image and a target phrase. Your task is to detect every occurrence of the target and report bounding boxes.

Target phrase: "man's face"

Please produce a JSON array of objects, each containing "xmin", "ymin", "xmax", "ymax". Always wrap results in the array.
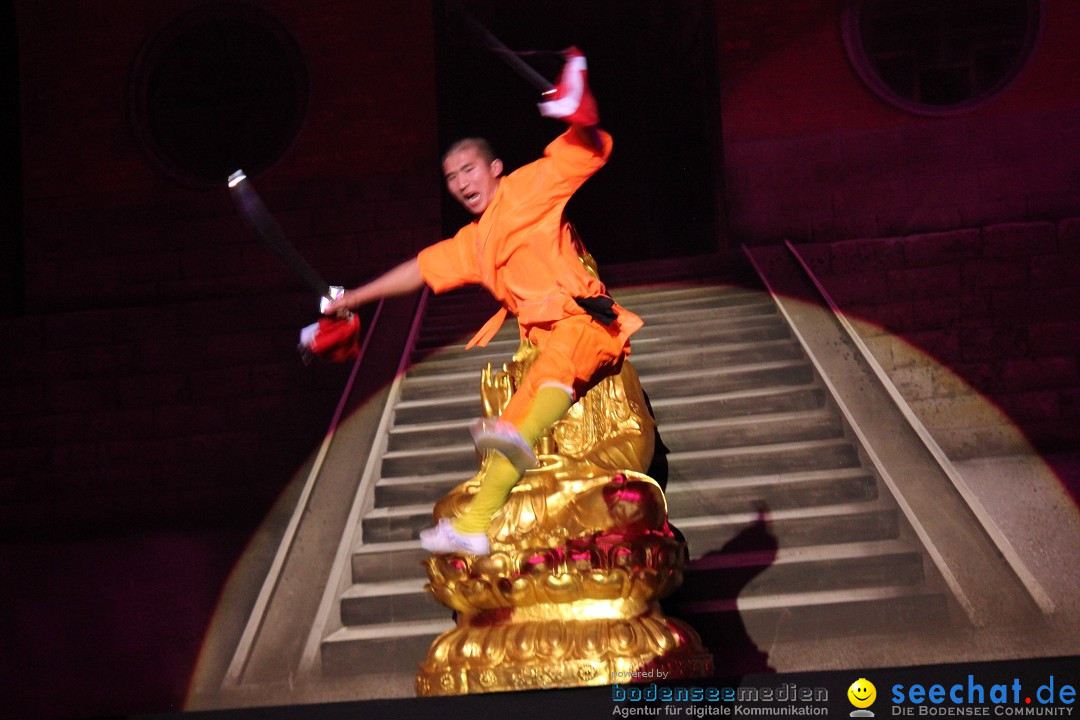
[{"xmin": 443, "ymin": 146, "xmax": 502, "ymax": 215}]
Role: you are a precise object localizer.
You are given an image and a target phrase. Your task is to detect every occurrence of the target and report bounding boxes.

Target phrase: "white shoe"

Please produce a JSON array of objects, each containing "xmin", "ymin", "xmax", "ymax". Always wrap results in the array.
[
  {"xmin": 470, "ymin": 418, "xmax": 538, "ymax": 473},
  {"xmin": 418, "ymin": 519, "xmax": 490, "ymax": 555}
]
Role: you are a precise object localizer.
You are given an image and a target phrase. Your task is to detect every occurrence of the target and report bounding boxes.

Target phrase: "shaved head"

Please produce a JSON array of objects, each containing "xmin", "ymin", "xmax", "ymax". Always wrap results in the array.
[{"xmin": 443, "ymin": 137, "xmax": 497, "ymax": 166}]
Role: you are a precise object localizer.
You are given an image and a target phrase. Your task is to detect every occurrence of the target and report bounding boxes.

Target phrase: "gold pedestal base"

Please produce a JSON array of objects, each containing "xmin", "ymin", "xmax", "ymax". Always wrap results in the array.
[
  {"xmin": 417, "ymin": 608, "xmax": 713, "ymax": 695},
  {"xmin": 415, "ymin": 468, "xmax": 714, "ymax": 696}
]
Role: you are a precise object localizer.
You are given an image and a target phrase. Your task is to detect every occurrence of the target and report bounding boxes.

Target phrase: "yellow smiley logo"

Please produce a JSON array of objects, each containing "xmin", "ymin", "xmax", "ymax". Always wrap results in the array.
[{"xmin": 848, "ymin": 678, "xmax": 877, "ymax": 708}]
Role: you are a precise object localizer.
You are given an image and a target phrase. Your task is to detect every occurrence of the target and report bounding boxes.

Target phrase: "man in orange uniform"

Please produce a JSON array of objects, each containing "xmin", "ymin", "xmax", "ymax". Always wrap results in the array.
[{"xmin": 325, "ymin": 51, "xmax": 641, "ymax": 554}]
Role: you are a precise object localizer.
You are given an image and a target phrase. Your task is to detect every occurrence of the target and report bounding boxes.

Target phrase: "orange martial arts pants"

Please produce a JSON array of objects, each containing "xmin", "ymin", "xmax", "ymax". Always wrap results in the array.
[{"xmin": 500, "ymin": 312, "xmax": 631, "ymax": 426}]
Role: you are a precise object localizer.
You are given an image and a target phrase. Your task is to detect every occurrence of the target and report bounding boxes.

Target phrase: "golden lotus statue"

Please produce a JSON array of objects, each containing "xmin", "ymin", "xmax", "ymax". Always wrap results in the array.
[{"xmin": 416, "ymin": 257, "xmax": 713, "ymax": 696}]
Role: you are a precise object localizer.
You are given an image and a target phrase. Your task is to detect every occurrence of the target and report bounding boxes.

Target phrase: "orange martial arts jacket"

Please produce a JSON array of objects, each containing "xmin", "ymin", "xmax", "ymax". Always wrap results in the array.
[{"xmin": 417, "ymin": 128, "xmax": 643, "ymax": 363}]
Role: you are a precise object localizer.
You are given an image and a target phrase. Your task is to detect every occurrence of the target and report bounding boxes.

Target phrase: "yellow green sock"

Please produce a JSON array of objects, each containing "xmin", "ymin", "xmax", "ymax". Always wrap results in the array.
[
  {"xmin": 452, "ymin": 386, "xmax": 573, "ymax": 534},
  {"xmin": 453, "ymin": 454, "xmax": 520, "ymax": 534},
  {"xmin": 514, "ymin": 385, "xmax": 574, "ymax": 446}
]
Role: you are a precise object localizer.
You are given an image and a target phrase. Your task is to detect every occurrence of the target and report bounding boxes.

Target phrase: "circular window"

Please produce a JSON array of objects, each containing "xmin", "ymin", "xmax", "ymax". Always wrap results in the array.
[
  {"xmin": 842, "ymin": 0, "xmax": 1040, "ymax": 115},
  {"xmin": 129, "ymin": 3, "xmax": 308, "ymax": 187}
]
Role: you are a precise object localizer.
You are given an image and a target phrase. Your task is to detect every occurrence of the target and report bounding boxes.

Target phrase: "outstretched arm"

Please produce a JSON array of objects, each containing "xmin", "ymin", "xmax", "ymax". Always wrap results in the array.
[{"xmin": 323, "ymin": 257, "xmax": 424, "ymax": 314}]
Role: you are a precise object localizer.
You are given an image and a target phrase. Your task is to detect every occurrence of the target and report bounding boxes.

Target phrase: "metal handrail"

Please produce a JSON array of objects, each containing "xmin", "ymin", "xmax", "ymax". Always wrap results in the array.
[
  {"xmin": 222, "ymin": 299, "xmax": 387, "ymax": 687},
  {"xmin": 296, "ymin": 286, "xmax": 433, "ymax": 676},
  {"xmin": 781, "ymin": 239, "xmax": 1054, "ymax": 616}
]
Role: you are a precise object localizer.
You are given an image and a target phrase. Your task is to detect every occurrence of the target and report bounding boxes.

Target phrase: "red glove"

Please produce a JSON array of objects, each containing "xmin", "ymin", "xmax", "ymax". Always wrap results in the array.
[
  {"xmin": 299, "ymin": 314, "xmax": 361, "ymax": 363},
  {"xmin": 538, "ymin": 47, "xmax": 599, "ymax": 126}
]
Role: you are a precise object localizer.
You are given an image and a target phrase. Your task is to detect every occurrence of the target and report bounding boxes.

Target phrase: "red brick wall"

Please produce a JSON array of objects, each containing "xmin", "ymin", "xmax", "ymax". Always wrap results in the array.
[
  {"xmin": 2, "ymin": 2, "xmax": 438, "ymax": 717},
  {"xmin": 799, "ymin": 219, "xmax": 1080, "ymax": 458},
  {"xmin": 715, "ymin": 0, "xmax": 1080, "ymax": 244}
]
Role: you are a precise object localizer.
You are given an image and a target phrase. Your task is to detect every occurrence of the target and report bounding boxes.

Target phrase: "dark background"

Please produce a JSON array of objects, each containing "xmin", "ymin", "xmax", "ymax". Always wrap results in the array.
[
  {"xmin": 1, "ymin": 1, "xmax": 1077, "ymax": 718},
  {"xmin": 432, "ymin": 0, "xmax": 721, "ymax": 260}
]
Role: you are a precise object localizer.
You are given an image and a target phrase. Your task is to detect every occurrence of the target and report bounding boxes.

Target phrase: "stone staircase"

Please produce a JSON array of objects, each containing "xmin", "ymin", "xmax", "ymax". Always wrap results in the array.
[{"xmin": 315, "ymin": 280, "xmax": 954, "ymax": 677}]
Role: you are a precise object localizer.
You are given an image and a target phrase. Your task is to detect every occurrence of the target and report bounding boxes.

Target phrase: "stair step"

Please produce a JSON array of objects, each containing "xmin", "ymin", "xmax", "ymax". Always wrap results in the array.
[
  {"xmin": 380, "ymin": 444, "xmax": 478, "ymax": 478},
  {"xmin": 673, "ymin": 539, "xmax": 925, "ymax": 600},
  {"xmin": 635, "ymin": 321, "xmax": 793, "ymax": 350},
  {"xmin": 663, "ymin": 467, "xmax": 877, "ymax": 515},
  {"xmin": 349, "ymin": 508, "xmax": 908, "ymax": 588},
  {"xmin": 668, "ymin": 585, "xmax": 949, "ymax": 641},
  {"xmin": 404, "ymin": 322, "xmax": 789, "ymax": 379},
  {"xmin": 418, "ymin": 284, "xmax": 760, "ymax": 322},
  {"xmin": 409, "ymin": 314, "xmax": 789, "ymax": 365},
  {"xmin": 673, "ymin": 501, "xmax": 899, "ymax": 558},
  {"xmin": 376, "ymin": 437, "xmax": 860, "ymax": 503},
  {"xmin": 615, "ymin": 280, "xmax": 751, "ymax": 294},
  {"xmin": 361, "ymin": 504, "xmax": 436, "ymax": 544},
  {"xmin": 640, "ymin": 360, "xmax": 814, "ymax": 400},
  {"xmin": 360, "ymin": 492, "xmax": 894, "ymax": 548},
  {"xmin": 387, "ymin": 419, "xmax": 474, "ymax": 453},
  {"xmin": 388, "ymin": 367, "xmax": 812, "ymax": 451},
  {"xmin": 666, "ymin": 438, "xmax": 860, "ymax": 482},
  {"xmin": 375, "ymin": 466, "xmax": 875, "ymax": 516},
  {"xmin": 340, "ymin": 578, "xmax": 448, "ymax": 625},
  {"xmin": 375, "ymin": 471, "xmax": 469, "ymax": 508},
  {"xmin": 393, "ymin": 394, "xmax": 481, "ymax": 425},
  {"xmin": 658, "ymin": 409, "xmax": 843, "ymax": 453},
  {"xmin": 627, "ymin": 290, "xmax": 769, "ymax": 315},
  {"xmin": 398, "ymin": 370, "xmax": 484, "ymax": 401},
  {"xmin": 650, "ymin": 385, "xmax": 826, "ymax": 423},
  {"xmin": 339, "ymin": 540, "xmax": 927, "ymax": 628},
  {"xmin": 414, "ymin": 291, "xmax": 777, "ymax": 348},
  {"xmin": 320, "ymin": 619, "xmax": 452, "ymax": 676},
  {"xmin": 628, "ymin": 339, "xmax": 802, "ymax": 375},
  {"xmin": 399, "ymin": 355, "xmax": 812, "ymax": 403},
  {"xmin": 412, "ymin": 336, "xmax": 520, "ymax": 361},
  {"xmin": 347, "ymin": 535, "xmax": 922, "ymax": 594},
  {"xmin": 375, "ymin": 435, "xmax": 858, "ymax": 502},
  {"xmin": 351, "ymin": 539, "xmax": 430, "ymax": 583},
  {"xmin": 378, "ymin": 416, "xmax": 857, "ymax": 506},
  {"xmin": 611, "ymin": 284, "xmax": 761, "ymax": 305},
  {"xmin": 404, "ymin": 354, "xmax": 502, "ymax": 379},
  {"xmin": 632, "ymin": 302, "xmax": 778, "ymax": 328},
  {"xmin": 397, "ymin": 354, "xmax": 812, "ymax": 405}
]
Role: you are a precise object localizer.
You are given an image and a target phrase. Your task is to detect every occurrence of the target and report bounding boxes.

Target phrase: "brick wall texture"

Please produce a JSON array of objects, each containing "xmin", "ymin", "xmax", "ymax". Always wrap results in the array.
[{"xmin": 799, "ymin": 219, "xmax": 1080, "ymax": 459}]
